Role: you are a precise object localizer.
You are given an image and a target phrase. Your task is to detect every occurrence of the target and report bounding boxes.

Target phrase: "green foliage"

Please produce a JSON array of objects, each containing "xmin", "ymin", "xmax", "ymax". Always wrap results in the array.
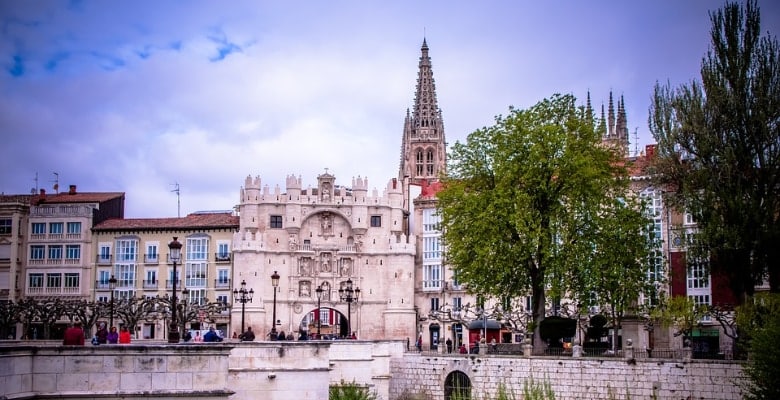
[
  {"xmin": 437, "ymin": 95, "xmax": 626, "ymax": 348},
  {"xmin": 737, "ymin": 293, "xmax": 780, "ymax": 399},
  {"xmin": 649, "ymin": 0, "xmax": 780, "ymax": 299},
  {"xmin": 330, "ymin": 380, "xmax": 377, "ymax": 400},
  {"xmin": 655, "ymin": 295, "xmax": 707, "ymax": 337},
  {"xmin": 522, "ymin": 377, "xmax": 556, "ymax": 400}
]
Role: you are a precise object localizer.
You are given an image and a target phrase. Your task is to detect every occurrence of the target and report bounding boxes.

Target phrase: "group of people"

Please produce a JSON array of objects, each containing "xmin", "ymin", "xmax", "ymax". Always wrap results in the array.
[{"xmin": 62, "ymin": 322, "xmax": 131, "ymax": 345}]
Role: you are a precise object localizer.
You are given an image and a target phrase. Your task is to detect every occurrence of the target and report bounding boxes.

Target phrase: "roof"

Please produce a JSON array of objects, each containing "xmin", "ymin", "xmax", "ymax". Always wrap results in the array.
[
  {"xmin": 33, "ymin": 192, "xmax": 125, "ymax": 205},
  {"xmin": 93, "ymin": 212, "xmax": 239, "ymax": 231},
  {"xmin": 0, "ymin": 194, "xmax": 33, "ymax": 204}
]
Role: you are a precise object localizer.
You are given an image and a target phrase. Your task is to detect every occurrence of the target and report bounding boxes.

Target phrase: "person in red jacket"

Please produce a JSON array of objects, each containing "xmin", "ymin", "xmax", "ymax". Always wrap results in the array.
[
  {"xmin": 118, "ymin": 326, "xmax": 132, "ymax": 344},
  {"xmin": 63, "ymin": 322, "xmax": 85, "ymax": 345}
]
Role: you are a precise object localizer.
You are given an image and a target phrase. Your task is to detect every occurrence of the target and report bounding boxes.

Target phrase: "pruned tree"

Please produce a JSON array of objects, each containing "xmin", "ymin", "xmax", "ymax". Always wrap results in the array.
[
  {"xmin": 32, "ymin": 298, "xmax": 67, "ymax": 340},
  {"xmin": 63, "ymin": 299, "xmax": 106, "ymax": 337},
  {"xmin": 0, "ymin": 300, "xmax": 20, "ymax": 339},
  {"xmin": 113, "ymin": 296, "xmax": 156, "ymax": 336},
  {"xmin": 649, "ymin": 0, "xmax": 780, "ymax": 301},
  {"xmin": 438, "ymin": 93, "xmax": 627, "ymax": 352},
  {"xmin": 16, "ymin": 297, "xmax": 38, "ymax": 339}
]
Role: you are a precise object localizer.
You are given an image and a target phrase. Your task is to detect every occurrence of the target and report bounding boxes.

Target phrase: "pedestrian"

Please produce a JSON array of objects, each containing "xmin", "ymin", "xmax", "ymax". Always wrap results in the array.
[
  {"xmin": 277, "ymin": 331, "xmax": 286, "ymax": 341},
  {"xmin": 286, "ymin": 332, "xmax": 294, "ymax": 340},
  {"xmin": 63, "ymin": 322, "xmax": 85, "ymax": 346},
  {"xmin": 459, "ymin": 344, "xmax": 467, "ymax": 354},
  {"xmin": 203, "ymin": 327, "xmax": 223, "ymax": 342},
  {"xmin": 446, "ymin": 338, "xmax": 453, "ymax": 353},
  {"xmin": 107, "ymin": 326, "xmax": 119, "ymax": 344},
  {"xmin": 232, "ymin": 331, "xmax": 238, "ymax": 339},
  {"xmin": 350, "ymin": 331, "xmax": 357, "ymax": 340},
  {"xmin": 416, "ymin": 334, "xmax": 422, "ymax": 352},
  {"xmin": 193, "ymin": 331, "xmax": 203, "ymax": 343},
  {"xmin": 240, "ymin": 327, "xmax": 256, "ymax": 342},
  {"xmin": 119, "ymin": 326, "xmax": 131, "ymax": 344},
  {"xmin": 96, "ymin": 323, "xmax": 108, "ymax": 344}
]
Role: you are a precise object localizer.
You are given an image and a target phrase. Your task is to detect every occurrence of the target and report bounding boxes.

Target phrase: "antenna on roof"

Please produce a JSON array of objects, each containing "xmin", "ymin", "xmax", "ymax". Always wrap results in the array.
[
  {"xmin": 171, "ymin": 182, "xmax": 181, "ymax": 218},
  {"xmin": 52, "ymin": 172, "xmax": 59, "ymax": 193},
  {"xmin": 633, "ymin": 128, "xmax": 639, "ymax": 157},
  {"xmin": 33, "ymin": 172, "xmax": 39, "ymax": 193}
]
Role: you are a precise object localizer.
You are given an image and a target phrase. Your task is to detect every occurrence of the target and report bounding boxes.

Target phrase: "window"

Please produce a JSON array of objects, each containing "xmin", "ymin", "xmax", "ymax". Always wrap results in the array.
[
  {"xmin": 270, "ymin": 215, "xmax": 283, "ymax": 229},
  {"xmin": 186, "ymin": 262, "xmax": 208, "ymax": 287},
  {"xmin": 687, "ymin": 258, "xmax": 710, "ymax": 290},
  {"xmin": 684, "ymin": 212, "xmax": 696, "ymax": 225},
  {"xmin": 431, "ymin": 297, "xmax": 440, "ymax": 311},
  {"xmin": 97, "ymin": 295, "xmax": 109, "ymax": 303},
  {"xmin": 116, "ymin": 239, "xmax": 138, "ymax": 262},
  {"xmin": 146, "ymin": 244, "xmax": 158, "ymax": 262},
  {"xmin": 217, "ymin": 269, "xmax": 229, "ymax": 285},
  {"xmin": 370, "ymin": 215, "xmax": 381, "ymax": 227},
  {"xmin": 0, "ymin": 219, "xmax": 11, "ymax": 234},
  {"xmin": 217, "ymin": 242, "xmax": 230, "ymax": 260},
  {"xmin": 416, "ymin": 150, "xmax": 424, "ymax": 176},
  {"xmin": 115, "ymin": 264, "xmax": 137, "ymax": 287},
  {"xmin": 66, "ymin": 222, "xmax": 81, "ymax": 234},
  {"xmin": 47, "ymin": 273, "xmax": 62, "ymax": 289},
  {"xmin": 423, "ymin": 264, "xmax": 441, "ymax": 289},
  {"xmin": 29, "ymin": 273, "xmax": 44, "ymax": 288},
  {"xmin": 65, "ymin": 245, "xmax": 80, "ymax": 260},
  {"xmin": 30, "ymin": 245, "xmax": 45, "ymax": 260},
  {"xmin": 423, "ymin": 237, "xmax": 441, "ymax": 260},
  {"xmin": 31, "ymin": 223, "xmax": 45, "ymax": 235},
  {"xmin": 452, "ymin": 297, "xmax": 462, "ymax": 311},
  {"xmin": 426, "ymin": 149, "xmax": 435, "ymax": 175},
  {"xmin": 422, "ymin": 209, "xmax": 440, "ymax": 233},
  {"xmin": 64, "ymin": 273, "xmax": 79, "ymax": 288},
  {"xmin": 216, "ymin": 294, "xmax": 229, "ymax": 305},
  {"xmin": 145, "ymin": 270, "xmax": 157, "ymax": 284},
  {"xmin": 99, "ymin": 245, "xmax": 111, "ymax": 262},
  {"xmin": 48, "ymin": 245, "xmax": 63, "ymax": 260},
  {"xmin": 187, "ymin": 237, "xmax": 208, "ymax": 260},
  {"xmin": 49, "ymin": 222, "xmax": 63, "ymax": 235},
  {"xmin": 319, "ymin": 309, "xmax": 330, "ymax": 325},
  {"xmin": 98, "ymin": 270, "xmax": 110, "ymax": 285}
]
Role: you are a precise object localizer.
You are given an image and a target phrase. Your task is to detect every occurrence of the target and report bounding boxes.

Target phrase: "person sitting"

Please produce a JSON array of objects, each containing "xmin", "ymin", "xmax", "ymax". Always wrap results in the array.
[
  {"xmin": 277, "ymin": 331, "xmax": 286, "ymax": 341},
  {"xmin": 193, "ymin": 331, "xmax": 203, "ymax": 343},
  {"xmin": 63, "ymin": 322, "xmax": 85, "ymax": 346},
  {"xmin": 107, "ymin": 326, "xmax": 119, "ymax": 344},
  {"xmin": 119, "ymin": 326, "xmax": 131, "ymax": 344},
  {"xmin": 459, "ymin": 344, "xmax": 468, "ymax": 354},
  {"xmin": 240, "ymin": 327, "xmax": 256, "ymax": 342},
  {"xmin": 203, "ymin": 327, "xmax": 223, "ymax": 342}
]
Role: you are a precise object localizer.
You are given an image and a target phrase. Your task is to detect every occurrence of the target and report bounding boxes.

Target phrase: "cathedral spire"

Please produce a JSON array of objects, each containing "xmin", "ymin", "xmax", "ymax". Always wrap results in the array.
[
  {"xmin": 607, "ymin": 91, "xmax": 615, "ymax": 138},
  {"xmin": 399, "ymin": 39, "xmax": 447, "ymax": 185}
]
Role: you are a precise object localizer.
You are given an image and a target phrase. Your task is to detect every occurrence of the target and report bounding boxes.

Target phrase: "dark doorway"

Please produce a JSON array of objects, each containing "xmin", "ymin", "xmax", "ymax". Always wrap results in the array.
[{"xmin": 444, "ymin": 370, "xmax": 471, "ymax": 400}]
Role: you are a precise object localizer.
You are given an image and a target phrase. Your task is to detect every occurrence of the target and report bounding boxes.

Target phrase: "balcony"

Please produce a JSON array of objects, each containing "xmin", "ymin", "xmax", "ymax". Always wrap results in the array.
[
  {"xmin": 215, "ymin": 253, "xmax": 231, "ymax": 263},
  {"xmin": 95, "ymin": 280, "xmax": 111, "ymax": 290},
  {"xmin": 96, "ymin": 254, "xmax": 113, "ymax": 265},
  {"xmin": 65, "ymin": 233, "xmax": 82, "ymax": 240},
  {"xmin": 144, "ymin": 254, "xmax": 159, "ymax": 265},
  {"xmin": 26, "ymin": 286, "xmax": 81, "ymax": 296},
  {"xmin": 215, "ymin": 278, "xmax": 231, "ymax": 289},
  {"xmin": 166, "ymin": 279, "xmax": 182, "ymax": 289},
  {"xmin": 142, "ymin": 280, "xmax": 158, "ymax": 289}
]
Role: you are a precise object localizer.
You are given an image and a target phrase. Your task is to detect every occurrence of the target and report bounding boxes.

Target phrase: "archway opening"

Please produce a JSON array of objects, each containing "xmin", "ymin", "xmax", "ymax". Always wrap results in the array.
[
  {"xmin": 444, "ymin": 370, "xmax": 471, "ymax": 400},
  {"xmin": 300, "ymin": 306, "xmax": 347, "ymax": 339}
]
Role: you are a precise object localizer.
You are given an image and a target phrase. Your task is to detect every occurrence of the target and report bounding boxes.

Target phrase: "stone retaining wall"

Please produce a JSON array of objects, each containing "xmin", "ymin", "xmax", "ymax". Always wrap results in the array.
[{"xmin": 389, "ymin": 352, "xmax": 746, "ymax": 400}]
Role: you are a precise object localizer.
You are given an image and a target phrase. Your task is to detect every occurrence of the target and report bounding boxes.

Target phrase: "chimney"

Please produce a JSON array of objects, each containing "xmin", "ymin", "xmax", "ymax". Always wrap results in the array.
[
  {"xmin": 69, "ymin": 185, "xmax": 77, "ymax": 195},
  {"xmin": 39, "ymin": 189, "xmax": 46, "ymax": 197},
  {"xmin": 645, "ymin": 144, "xmax": 656, "ymax": 159}
]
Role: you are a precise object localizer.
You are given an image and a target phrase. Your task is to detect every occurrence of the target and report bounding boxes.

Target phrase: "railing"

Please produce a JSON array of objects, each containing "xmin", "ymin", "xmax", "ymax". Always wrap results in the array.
[
  {"xmin": 96, "ymin": 255, "xmax": 113, "ymax": 265},
  {"xmin": 64, "ymin": 258, "xmax": 80, "ymax": 265},
  {"xmin": 142, "ymin": 280, "xmax": 158, "ymax": 289},
  {"xmin": 144, "ymin": 254, "xmax": 159, "ymax": 264},
  {"xmin": 65, "ymin": 233, "xmax": 81, "ymax": 240},
  {"xmin": 215, "ymin": 279, "xmax": 231, "ymax": 288},
  {"xmin": 95, "ymin": 280, "xmax": 111, "ymax": 290},
  {"xmin": 215, "ymin": 253, "xmax": 231, "ymax": 263},
  {"xmin": 166, "ymin": 279, "xmax": 181, "ymax": 289},
  {"xmin": 30, "ymin": 234, "xmax": 46, "ymax": 240},
  {"xmin": 185, "ymin": 278, "xmax": 207, "ymax": 288},
  {"xmin": 28, "ymin": 259, "xmax": 46, "ymax": 265}
]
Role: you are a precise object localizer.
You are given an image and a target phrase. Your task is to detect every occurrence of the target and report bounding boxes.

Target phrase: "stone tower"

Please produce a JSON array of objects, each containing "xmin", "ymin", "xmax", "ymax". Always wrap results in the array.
[{"xmin": 399, "ymin": 38, "xmax": 447, "ymax": 188}]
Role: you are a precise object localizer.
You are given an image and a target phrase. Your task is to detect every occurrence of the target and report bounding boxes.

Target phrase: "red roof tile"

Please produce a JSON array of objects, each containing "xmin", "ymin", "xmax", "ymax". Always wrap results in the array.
[
  {"xmin": 94, "ymin": 212, "xmax": 239, "ymax": 231},
  {"xmin": 33, "ymin": 192, "xmax": 125, "ymax": 205}
]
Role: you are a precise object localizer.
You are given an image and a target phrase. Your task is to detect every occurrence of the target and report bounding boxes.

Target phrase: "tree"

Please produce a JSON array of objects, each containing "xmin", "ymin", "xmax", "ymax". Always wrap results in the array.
[
  {"xmin": 655, "ymin": 295, "xmax": 707, "ymax": 339},
  {"xmin": 62, "ymin": 299, "xmax": 106, "ymax": 337},
  {"xmin": 438, "ymin": 94, "xmax": 628, "ymax": 351},
  {"xmin": 113, "ymin": 297, "xmax": 157, "ymax": 336},
  {"xmin": 0, "ymin": 300, "xmax": 20, "ymax": 339},
  {"xmin": 649, "ymin": 0, "xmax": 780, "ymax": 301},
  {"xmin": 736, "ymin": 293, "xmax": 780, "ymax": 399}
]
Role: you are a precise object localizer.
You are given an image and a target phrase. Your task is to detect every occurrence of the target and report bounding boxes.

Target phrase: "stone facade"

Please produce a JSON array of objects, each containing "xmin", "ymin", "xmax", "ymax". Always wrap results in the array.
[{"xmin": 232, "ymin": 173, "xmax": 416, "ymax": 341}]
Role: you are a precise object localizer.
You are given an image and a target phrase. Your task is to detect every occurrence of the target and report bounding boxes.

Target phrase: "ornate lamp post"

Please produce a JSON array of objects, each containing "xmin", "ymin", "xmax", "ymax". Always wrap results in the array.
[
  {"xmin": 167, "ymin": 237, "xmax": 182, "ymax": 343},
  {"xmin": 315, "ymin": 284, "xmax": 324, "ymax": 339},
  {"xmin": 108, "ymin": 275, "xmax": 117, "ymax": 329},
  {"xmin": 338, "ymin": 278, "xmax": 360, "ymax": 338},
  {"xmin": 271, "ymin": 271, "xmax": 280, "ymax": 338},
  {"xmin": 233, "ymin": 279, "xmax": 254, "ymax": 335}
]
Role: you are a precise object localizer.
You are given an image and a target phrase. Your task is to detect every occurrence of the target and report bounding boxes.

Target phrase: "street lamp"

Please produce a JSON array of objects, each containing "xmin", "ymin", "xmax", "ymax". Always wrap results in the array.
[
  {"xmin": 271, "ymin": 271, "xmax": 280, "ymax": 338},
  {"xmin": 338, "ymin": 278, "xmax": 360, "ymax": 338},
  {"xmin": 168, "ymin": 237, "xmax": 182, "ymax": 343},
  {"xmin": 315, "ymin": 284, "xmax": 324, "ymax": 339},
  {"xmin": 233, "ymin": 279, "xmax": 254, "ymax": 336},
  {"xmin": 108, "ymin": 275, "xmax": 117, "ymax": 330},
  {"xmin": 181, "ymin": 287, "xmax": 189, "ymax": 337}
]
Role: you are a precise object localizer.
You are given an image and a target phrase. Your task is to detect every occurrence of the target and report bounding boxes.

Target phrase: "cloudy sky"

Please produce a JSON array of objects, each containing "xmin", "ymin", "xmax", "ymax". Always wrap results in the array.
[{"xmin": 2, "ymin": 1, "xmax": 778, "ymax": 218}]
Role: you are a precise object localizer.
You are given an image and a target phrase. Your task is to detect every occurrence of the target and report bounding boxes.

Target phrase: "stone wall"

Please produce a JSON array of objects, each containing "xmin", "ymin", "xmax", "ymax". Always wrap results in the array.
[{"xmin": 389, "ymin": 352, "xmax": 746, "ymax": 400}]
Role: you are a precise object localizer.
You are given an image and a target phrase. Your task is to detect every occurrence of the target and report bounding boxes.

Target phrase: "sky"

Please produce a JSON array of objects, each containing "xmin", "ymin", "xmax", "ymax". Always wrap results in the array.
[{"xmin": 1, "ymin": 1, "xmax": 778, "ymax": 218}]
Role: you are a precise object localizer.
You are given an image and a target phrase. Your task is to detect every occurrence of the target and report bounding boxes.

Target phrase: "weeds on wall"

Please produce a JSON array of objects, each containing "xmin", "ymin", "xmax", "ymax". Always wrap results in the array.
[
  {"xmin": 330, "ymin": 380, "xmax": 378, "ymax": 400},
  {"xmin": 522, "ymin": 377, "xmax": 556, "ymax": 400}
]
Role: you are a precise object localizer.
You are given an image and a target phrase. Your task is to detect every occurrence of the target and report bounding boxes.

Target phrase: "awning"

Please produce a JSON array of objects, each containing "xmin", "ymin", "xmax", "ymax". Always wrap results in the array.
[{"xmin": 467, "ymin": 320, "xmax": 502, "ymax": 330}]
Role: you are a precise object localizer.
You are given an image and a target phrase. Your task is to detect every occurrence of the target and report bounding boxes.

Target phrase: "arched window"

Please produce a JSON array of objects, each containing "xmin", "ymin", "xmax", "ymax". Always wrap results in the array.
[
  {"xmin": 444, "ymin": 371, "xmax": 471, "ymax": 400},
  {"xmin": 416, "ymin": 150, "xmax": 424, "ymax": 176},
  {"xmin": 426, "ymin": 149, "xmax": 435, "ymax": 175}
]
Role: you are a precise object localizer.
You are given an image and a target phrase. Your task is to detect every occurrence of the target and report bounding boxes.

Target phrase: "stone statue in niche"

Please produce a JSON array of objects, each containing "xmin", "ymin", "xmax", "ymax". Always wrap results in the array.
[
  {"xmin": 321, "ymin": 183, "xmax": 332, "ymax": 202},
  {"xmin": 320, "ymin": 282, "xmax": 331, "ymax": 300},
  {"xmin": 355, "ymin": 235, "xmax": 364, "ymax": 252},
  {"xmin": 340, "ymin": 258, "xmax": 352, "ymax": 277},
  {"xmin": 299, "ymin": 281, "xmax": 311, "ymax": 297},
  {"xmin": 289, "ymin": 234, "xmax": 298, "ymax": 251},
  {"xmin": 321, "ymin": 253, "xmax": 332, "ymax": 273},
  {"xmin": 300, "ymin": 258, "xmax": 311, "ymax": 277},
  {"xmin": 321, "ymin": 212, "xmax": 333, "ymax": 235}
]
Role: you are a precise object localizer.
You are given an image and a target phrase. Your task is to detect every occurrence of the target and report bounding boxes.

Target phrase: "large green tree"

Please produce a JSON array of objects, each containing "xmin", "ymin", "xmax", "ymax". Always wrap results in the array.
[
  {"xmin": 438, "ymin": 93, "xmax": 637, "ymax": 350},
  {"xmin": 649, "ymin": 0, "xmax": 780, "ymax": 300}
]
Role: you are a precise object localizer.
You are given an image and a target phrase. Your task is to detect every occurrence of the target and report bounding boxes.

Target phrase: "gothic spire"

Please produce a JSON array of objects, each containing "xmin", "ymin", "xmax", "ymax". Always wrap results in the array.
[{"xmin": 607, "ymin": 91, "xmax": 615, "ymax": 138}]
